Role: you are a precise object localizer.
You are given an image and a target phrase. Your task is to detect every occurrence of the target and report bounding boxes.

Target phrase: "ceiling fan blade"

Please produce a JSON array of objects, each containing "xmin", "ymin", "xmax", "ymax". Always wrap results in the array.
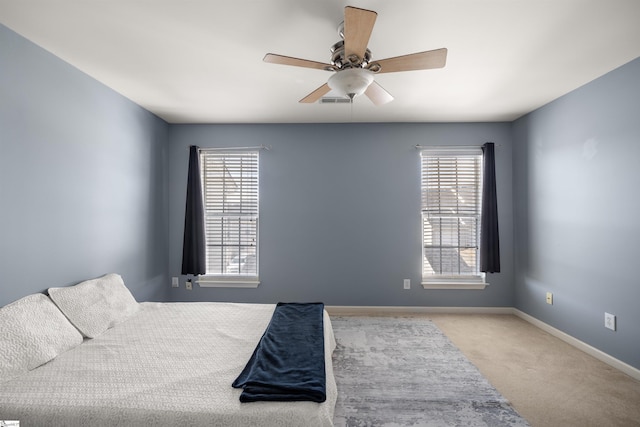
[
  {"xmin": 264, "ymin": 53, "xmax": 334, "ymax": 71},
  {"xmin": 365, "ymin": 81, "xmax": 394, "ymax": 106},
  {"xmin": 299, "ymin": 83, "xmax": 332, "ymax": 103},
  {"xmin": 344, "ymin": 6, "xmax": 377, "ymax": 63},
  {"xmin": 374, "ymin": 48, "xmax": 448, "ymax": 74}
]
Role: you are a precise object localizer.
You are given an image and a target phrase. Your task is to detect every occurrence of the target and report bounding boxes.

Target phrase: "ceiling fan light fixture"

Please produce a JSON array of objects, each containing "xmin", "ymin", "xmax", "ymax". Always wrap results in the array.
[
  {"xmin": 264, "ymin": 6, "xmax": 447, "ymax": 106},
  {"xmin": 328, "ymin": 68, "xmax": 374, "ymax": 99}
]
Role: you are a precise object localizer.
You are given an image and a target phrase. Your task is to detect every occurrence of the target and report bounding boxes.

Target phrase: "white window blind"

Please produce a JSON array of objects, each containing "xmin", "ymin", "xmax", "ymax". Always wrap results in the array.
[
  {"xmin": 200, "ymin": 150, "xmax": 258, "ymax": 278},
  {"xmin": 421, "ymin": 148, "xmax": 483, "ymax": 283}
]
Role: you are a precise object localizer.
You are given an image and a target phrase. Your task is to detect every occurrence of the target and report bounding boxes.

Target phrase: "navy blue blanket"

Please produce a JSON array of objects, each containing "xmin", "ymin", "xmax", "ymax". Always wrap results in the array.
[{"xmin": 232, "ymin": 302, "xmax": 326, "ymax": 403}]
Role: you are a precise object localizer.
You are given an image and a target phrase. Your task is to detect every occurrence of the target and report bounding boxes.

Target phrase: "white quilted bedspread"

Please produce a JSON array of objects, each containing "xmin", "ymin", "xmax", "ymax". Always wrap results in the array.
[{"xmin": 0, "ymin": 302, "xmax": 337, "ymax": 427}]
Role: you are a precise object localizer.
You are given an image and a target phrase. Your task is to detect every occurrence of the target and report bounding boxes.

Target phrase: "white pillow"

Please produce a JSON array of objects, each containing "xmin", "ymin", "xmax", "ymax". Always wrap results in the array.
[
  {"xmin": 48, "ymin": 273, "xmax": 139, "ymax": 338},
  {"xmin": 0, "ymin": 293, "xmax": 84, "ymax": 383}
]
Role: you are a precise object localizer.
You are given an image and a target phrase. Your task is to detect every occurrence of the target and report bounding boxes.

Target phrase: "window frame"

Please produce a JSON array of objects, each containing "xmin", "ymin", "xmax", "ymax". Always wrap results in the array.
[
  {"xmin": 196, "ymin": 149, "xmax": 260, "ymax": 288},
  {"xmin": 420, "ymin": 147, "xmax": 487, "ymax": 290}
]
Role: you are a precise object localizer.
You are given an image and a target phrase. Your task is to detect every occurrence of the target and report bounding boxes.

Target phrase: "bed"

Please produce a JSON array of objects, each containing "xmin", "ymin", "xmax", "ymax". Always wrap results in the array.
[{"xmin": 0, "ymin": 274, "xmax": 337, "ymax": 426}]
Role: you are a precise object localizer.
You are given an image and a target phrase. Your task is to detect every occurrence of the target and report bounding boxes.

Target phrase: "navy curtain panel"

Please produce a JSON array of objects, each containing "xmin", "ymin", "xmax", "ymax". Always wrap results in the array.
[
  {"xmin": 181, "ymin": 145, "xmax": 206, "ymax": 275},
  {"xmin": 480, "ymin": 142, "xmax": 500, "ymax": 273}
]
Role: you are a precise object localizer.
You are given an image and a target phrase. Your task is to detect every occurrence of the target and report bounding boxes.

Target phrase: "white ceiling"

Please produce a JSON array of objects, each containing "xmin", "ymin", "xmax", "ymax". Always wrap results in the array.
[{"xmin": 1, "ymin": 0, "xmax": 639, "ymax": 124}]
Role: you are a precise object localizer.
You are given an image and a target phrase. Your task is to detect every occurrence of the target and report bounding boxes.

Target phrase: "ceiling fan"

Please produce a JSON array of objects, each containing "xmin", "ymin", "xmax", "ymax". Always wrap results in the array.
[{"xmin": 263, "ymin": 6, "xmax": 447, "ymax": 105}]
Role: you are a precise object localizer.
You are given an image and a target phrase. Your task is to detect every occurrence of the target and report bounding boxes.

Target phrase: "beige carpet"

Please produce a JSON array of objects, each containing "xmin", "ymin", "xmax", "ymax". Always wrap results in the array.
[{"xmin": 429, "ymin": 314, "xmax": 640, "ymax": 427}]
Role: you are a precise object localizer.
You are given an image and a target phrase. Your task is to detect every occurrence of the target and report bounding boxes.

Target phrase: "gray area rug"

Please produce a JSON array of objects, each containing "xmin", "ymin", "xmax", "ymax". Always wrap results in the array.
[{"xmin": 331, "ymin": 316, "xmax": 530, "ymax": 427}]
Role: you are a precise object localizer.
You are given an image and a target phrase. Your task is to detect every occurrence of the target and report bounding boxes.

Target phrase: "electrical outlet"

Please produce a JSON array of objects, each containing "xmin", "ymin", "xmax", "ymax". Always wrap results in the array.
[
  {"xmin": 186, "ymin": 280, "xmax": 193, "ymax": 291},
  {"xmin": 171, "ymin": 277, "xmax": 179, "ymax": 288},
  {"xmin": 605, "ymin": 312, "xmax": 616, "ymax": 331},
  {"xmin": 546, "ymin": 292, "xmax": 553, "ymax": 305},
  {"xmin": 403, "ymin": 279, "xmax": 410, "ymax": 290}
]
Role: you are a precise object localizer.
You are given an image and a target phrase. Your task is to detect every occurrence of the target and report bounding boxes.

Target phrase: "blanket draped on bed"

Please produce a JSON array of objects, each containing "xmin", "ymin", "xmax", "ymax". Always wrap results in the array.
[{"xmin": 232, "ymin": 302, "xmax": 326, "ymax": 403}]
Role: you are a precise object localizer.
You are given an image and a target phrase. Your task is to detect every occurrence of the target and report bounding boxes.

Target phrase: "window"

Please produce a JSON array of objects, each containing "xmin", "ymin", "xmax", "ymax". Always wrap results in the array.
[
  {"xmin": 199, "ymin": 150, "xmax": 259, "ymax": 284},
  {"xmin": 420, "ymin": 148, "xmax": 485, "ymax": 288}
]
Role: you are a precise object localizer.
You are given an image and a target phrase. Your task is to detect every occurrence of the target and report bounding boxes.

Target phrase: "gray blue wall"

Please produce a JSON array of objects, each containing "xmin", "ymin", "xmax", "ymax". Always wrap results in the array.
[
  {"xmin": 0, "ymin": 24, "xmax": 169, "ymax": 306},
  {"xmin": 512, "ymin": 57, "xmax": 640, "ymax": 369},
  {"xmin": 168, "ymin": 123, "xmax": 515, "ymax": 307}
]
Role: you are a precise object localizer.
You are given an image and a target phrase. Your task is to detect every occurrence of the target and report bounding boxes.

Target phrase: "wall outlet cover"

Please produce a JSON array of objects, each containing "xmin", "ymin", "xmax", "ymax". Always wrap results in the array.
[{"xmin": 604, "ymin": 312, "xmax": 616, "ymax": 331}]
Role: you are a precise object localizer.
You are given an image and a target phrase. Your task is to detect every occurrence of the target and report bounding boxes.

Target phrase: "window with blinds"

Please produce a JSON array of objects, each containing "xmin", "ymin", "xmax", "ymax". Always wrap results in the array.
[
  {"xmin": 200, "ymin": 150, "xmax": 258, "ymax": 278},
  {"xmin": 421, "ymin": 148, "xmax": 484, "ymax": 283}
]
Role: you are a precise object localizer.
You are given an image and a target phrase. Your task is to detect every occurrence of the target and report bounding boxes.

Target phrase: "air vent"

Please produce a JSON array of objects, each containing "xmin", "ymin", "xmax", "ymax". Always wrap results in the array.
[{"xmin": 320, "ymin": 97, "xmax": 352, "ymax": 104}]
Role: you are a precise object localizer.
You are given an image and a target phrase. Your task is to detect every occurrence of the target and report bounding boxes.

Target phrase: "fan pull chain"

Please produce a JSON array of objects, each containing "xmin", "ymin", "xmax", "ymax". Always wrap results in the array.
[{"xmin": 350, "ymin": 97, "xmax": 354, "ymax": 122}]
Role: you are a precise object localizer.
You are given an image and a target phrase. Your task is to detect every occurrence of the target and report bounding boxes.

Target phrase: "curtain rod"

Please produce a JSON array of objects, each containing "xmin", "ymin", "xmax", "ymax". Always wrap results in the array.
[
  {"xmin": 415, "ymin": 144, "xmax": 501, "ymax": 149},
  {"xmin": 198, "ymin": 144, "xmax": 271, "ymax": 152}
]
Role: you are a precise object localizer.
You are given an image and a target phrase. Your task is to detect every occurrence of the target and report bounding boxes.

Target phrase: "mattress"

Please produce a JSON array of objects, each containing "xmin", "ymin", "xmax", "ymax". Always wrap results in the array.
[{"xmin": 0, "ymin": 302, "xmax": 337, "ymax": 426}]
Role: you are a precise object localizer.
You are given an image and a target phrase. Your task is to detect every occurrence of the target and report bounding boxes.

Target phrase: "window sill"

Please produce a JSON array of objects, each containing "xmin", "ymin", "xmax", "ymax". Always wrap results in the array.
[
  {"xmin": 196, "ymin": 277, "xmax": 260, "ymax": 288},
  {"xmin": 421, "ymin": 282, "xmax": 488, "ymax": 290}
]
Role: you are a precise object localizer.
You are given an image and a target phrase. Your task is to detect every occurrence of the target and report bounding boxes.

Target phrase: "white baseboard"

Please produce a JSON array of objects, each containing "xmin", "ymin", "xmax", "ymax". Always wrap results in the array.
[
  {"xmin": 325, "ymin": 305, "xmax": 640, "ymax": 381},
  {"xmin": 512, "ymin": 309, "xmax": 640, "ymax": 382},
  {"xmin": 325, "ymin": 305, "xmax": 514, "ymax": 316}
]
